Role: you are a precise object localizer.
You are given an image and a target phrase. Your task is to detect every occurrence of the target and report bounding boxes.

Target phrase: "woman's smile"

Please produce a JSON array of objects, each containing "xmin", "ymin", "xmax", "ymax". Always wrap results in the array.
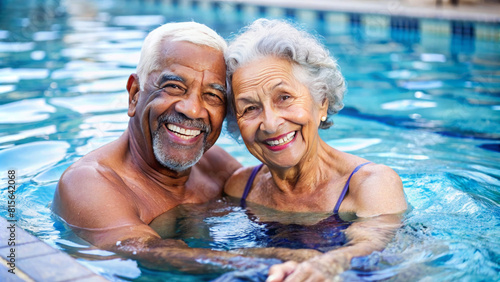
[{"xmin": 263, "ymin": 131, "xmax": 297, "ymax": 151}]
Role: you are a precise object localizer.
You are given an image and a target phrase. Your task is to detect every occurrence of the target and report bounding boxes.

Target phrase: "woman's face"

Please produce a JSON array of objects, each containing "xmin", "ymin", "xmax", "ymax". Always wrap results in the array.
[{"xmin": 232, "ymin": 56, "xmax": 328, "ymax": 169}]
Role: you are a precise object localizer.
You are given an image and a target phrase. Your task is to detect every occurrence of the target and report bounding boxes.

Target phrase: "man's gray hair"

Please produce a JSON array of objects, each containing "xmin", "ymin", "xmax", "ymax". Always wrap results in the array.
[
  {"xmin": 225, "ymin": 19, "xmax": 346, "ymax": 139},
  {"xmin": 137, "ymin": 22, "xmax": 227, "ymax": 90}
]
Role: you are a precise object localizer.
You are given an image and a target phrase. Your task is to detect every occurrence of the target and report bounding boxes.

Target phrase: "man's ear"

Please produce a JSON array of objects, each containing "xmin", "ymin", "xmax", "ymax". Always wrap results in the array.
[{"xmin": 127, "ymin": 74, "xmax": 140, "ymax": 117}]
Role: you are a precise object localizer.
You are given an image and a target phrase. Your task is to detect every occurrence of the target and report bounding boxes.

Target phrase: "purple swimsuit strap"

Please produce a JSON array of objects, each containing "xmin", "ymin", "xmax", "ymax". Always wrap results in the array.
[
  {"xmin": 240, "ymin": 164, "xmax": 264, "ymax": 208},
  {"xmin": 240, "ymin": 162, "xmax": 371, "ymax": 212},
  {"xmin": 333, "ymin": 162, "xmax": 371, "ymax": 214}
]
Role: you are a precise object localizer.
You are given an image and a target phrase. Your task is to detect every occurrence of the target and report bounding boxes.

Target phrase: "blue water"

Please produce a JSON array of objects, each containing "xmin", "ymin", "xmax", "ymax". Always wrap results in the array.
[{"xmin": 1, "ymin": 0, "xmax": 499, "ymax": 281}]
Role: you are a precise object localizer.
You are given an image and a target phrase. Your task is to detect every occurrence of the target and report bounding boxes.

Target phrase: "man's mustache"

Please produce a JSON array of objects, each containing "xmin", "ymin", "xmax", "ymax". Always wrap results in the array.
[{"xmin": 157, "ymin": 112, "xmax": 211, "ymax": 135}]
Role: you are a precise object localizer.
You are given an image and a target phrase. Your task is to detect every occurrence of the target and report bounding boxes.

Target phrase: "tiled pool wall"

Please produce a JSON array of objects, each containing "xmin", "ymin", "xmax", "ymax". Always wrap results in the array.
[
  {"xmin": 0, "ymin": 217, "xmax": 107, "ymax": 281},
  {"xmin": 150, "ymin": 0, "xmax": 500, "ymax": 41}
]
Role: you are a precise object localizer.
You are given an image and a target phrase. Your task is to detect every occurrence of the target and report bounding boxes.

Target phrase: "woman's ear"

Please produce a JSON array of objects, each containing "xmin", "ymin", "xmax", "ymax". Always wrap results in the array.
[
  {"xmin": 127, "ymin": 74, "xmax": 140, "ymax": 117},
  {"xmin": 319, "ymin": 97, "xmax": 329, "ymax": 119}
]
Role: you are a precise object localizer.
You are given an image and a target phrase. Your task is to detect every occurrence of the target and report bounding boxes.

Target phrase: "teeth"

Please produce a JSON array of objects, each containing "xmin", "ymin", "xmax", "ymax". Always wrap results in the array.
[
  {"xmin": 266, "ymin": 132, "xmax": 295, "ymax": 146},
  {"xmin": 167, "ymin": 124, "xmax": 201, "ymax": 139}
]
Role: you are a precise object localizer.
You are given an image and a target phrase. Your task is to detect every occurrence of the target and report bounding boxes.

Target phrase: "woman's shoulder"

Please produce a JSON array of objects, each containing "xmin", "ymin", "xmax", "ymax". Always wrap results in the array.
[
  {"xmin": 224, "ymin": 165, "xmax": 261, "ymax": 198},
  {"xmin": 348, "ymin": 162, "xmax": 407, "ymax": 217}
]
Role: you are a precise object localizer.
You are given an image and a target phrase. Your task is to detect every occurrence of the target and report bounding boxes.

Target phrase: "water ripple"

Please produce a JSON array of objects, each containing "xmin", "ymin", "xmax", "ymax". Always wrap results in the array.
[
  {"xmin": 50, "ymin": 92, "xmax": 128, "ymax": 113},
  {"xmin": 0, "ymin": 141, "xmax": 69, "ymax": 178},
  {"xmin": 0, "ymin": 98, "xmax": 56, "ymax": 124}
]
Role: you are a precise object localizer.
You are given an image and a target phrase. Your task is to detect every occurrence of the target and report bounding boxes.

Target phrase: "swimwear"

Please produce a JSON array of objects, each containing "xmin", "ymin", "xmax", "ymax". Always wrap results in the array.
[
  {"xmin": 238, "ymin": 162, "xmax": 371, "ymax": 251},
  {"xmin": 240, "ymin": 162, "xmax": 372, "ymax": 213},
  {"xmin": 240, "ymin": 164, "xmax": 264, "ymax": 208}
]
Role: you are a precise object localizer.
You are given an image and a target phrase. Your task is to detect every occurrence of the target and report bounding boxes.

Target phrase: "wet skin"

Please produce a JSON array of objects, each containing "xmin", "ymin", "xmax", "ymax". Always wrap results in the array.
[
  {"xmin": 52, "ymin": 41, "xmax": 253, "ymax": 273},
  {"xmin": 225, "ymin": 56, "xmax": 407, "ymax": 281}
]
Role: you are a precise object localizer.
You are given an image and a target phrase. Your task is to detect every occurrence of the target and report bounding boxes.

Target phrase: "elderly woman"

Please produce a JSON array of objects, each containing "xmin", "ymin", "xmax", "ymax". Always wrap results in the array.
[{"xmin": 224, "ymin": 19, "xmax": 408, "ymax": 281}]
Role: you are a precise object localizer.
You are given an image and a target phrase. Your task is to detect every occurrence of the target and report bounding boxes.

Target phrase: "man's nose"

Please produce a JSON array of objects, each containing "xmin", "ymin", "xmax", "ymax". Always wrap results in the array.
[{"xmin": 174, "ymin": 91, "xmax": 208, "ymax": 120}]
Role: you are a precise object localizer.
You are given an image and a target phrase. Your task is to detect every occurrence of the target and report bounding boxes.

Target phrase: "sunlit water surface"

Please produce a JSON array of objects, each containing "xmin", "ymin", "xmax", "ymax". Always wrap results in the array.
[{"xmin": 0, "ymin": 0, "xmax": 499, "ymax": 281}]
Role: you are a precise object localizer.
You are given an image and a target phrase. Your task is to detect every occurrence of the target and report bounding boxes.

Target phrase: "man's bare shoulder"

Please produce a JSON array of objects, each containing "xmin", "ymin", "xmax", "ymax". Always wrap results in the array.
[
  {"xmin": 57, "ymin": 140, "xmax": 124, "ymax": 191},
  {"xmin": 58, "ymin": 155, "xmax": 118, "ymax": 190},
  {"xmin": 53, "ymin": 140, "xmax": 137, "ymax": 228}
]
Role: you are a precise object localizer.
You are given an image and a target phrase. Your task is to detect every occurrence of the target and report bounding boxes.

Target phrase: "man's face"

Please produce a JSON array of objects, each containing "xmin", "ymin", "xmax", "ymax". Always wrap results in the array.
[{"xmin": 131, "ymin": 40, "xmax": 226, "ymax": 171}]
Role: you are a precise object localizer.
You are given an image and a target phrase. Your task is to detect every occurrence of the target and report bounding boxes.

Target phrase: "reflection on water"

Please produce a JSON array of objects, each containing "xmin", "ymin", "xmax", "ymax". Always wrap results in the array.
[
  {"xmin": 151, "ymin": 198, "xmax": 353, "ymax": 252},
  {"xmin": 0, "ymin": 0, "xmax": 499, "ymax": 281}
]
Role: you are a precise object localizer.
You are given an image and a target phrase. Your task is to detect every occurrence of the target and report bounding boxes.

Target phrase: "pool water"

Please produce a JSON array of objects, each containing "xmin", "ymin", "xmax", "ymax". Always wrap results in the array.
[{"xmin": 1, "ymin": 0, "xmax": 499, "ymax": 281}]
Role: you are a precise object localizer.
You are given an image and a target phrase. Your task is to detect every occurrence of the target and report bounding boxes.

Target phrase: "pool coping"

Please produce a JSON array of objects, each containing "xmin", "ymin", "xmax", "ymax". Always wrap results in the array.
[
  {"xmin": 199, "ymin": 0, "xmax": 500, "ymax": 41},
  {"xmin": 0, "ymin": 217, "xmax": 108, "ymax": 282},
  {"xmin": 210, "ymin": 0, "xmax": 500, "ymax": 23}
]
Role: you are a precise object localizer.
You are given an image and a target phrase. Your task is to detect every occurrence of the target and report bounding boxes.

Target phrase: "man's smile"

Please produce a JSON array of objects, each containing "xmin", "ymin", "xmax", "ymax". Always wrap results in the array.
[{"xmin": 166, "ymin": 123, "xmax": 202, "ymax": 140}]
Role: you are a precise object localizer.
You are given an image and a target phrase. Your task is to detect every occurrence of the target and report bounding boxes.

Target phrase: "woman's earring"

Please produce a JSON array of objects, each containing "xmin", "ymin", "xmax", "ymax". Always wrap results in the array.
[{"xmin": 321, "ymin": 116, "xmax": 327, "ymax": 122}]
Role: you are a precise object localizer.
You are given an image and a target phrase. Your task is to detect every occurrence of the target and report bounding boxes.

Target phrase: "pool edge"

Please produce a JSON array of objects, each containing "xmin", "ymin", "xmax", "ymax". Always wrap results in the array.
[{"xmin": 0, "ymin": 217, "xmax": 109, "ymax": 282}]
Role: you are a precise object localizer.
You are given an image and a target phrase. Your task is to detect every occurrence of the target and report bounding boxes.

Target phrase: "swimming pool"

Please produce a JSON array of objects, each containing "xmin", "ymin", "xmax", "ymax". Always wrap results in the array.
[{"xmin": 0, "ymin": 0, "xmax": 499, "ymax": 280}]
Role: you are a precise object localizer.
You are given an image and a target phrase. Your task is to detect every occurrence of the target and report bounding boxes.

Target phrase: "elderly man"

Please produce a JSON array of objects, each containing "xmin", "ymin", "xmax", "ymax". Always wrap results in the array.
[{"xmin": 52, "ymin": 22, "xmax": 247, "ymax": 272}]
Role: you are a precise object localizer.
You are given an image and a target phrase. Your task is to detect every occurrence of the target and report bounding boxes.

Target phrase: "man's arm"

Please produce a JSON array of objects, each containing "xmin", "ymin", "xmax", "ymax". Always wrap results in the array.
[{"xmin": 52, "ymin": 163, "xmax": 264, "ymax": 273}]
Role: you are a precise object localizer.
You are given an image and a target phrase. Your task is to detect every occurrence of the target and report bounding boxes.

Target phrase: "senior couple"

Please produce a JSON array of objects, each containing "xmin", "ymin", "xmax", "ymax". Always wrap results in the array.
[{"xmin": 53, "ymin": 19, "xmax": 406, "ymax": 281}]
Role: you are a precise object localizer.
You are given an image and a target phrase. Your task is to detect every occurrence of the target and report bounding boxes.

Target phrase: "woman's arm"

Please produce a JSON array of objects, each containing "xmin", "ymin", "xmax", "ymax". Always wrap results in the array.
[
  {"xmin": 266, "ymin": 164, "xmax": 407, "ymax": 281},
  {"xmin": 266, "ymin": 213, "xmax": 403, "ymax": 281}
]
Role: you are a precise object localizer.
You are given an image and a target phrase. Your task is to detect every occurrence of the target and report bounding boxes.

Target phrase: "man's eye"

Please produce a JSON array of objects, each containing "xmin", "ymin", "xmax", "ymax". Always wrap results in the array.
[
  {"xmin": 204, "ymin": 92, "xmax": 225, "ymax": 105},
  {"xmin": 164, "ymin": 84, "xmax": 181, "ymax": 89},
  {"xmin": 162, "ymin": 84, "xmax": 185, "ymax": 94},
  {"xmin": 206, "ymin": 92, "xmax": 220, "ymax": 99}
]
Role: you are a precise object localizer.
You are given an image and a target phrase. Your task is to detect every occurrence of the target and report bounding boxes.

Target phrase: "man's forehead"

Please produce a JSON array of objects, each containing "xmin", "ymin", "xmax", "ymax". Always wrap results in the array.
[
  {"xmin": 157, "ymin": 64, "xmax": 224, "ymax": 81},
  {"xmin": 155, "ymin": 68, "xmax": 226, "ymax": 91},
  {"xmin": 159, "ymin": 43, "xmax": 225, "ymax": 73},
  {"xmin": 160, "ymin": 40, "xmax": 223, "ymax": 61}
]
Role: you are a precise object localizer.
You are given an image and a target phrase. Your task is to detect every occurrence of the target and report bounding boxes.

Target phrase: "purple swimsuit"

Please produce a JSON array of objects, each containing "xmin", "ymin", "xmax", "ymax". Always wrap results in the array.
[
  {"xmin": 240, "ymin": 162, "xmax": 372, "ymax": 213},
  {"xmin": 237, "ymin": 162, "xmax": 372, "ymax": 251}
]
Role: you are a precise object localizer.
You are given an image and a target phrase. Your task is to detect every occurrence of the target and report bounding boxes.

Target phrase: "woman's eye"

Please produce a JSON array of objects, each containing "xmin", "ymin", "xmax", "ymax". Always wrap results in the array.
[
  {"xmin": 280, "ymin": 94, "xmax": 291, "ymax": 101},
  {"xmin": 244, "ymin": 106, "xmax": 257, "ymax": 113}
]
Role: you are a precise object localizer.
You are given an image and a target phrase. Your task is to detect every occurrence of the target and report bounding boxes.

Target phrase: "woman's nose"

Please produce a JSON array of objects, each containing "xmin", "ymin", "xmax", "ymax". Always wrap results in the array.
[{"xmin": 259, "ymin": 106, "xmax": 282, "ymax": 134}]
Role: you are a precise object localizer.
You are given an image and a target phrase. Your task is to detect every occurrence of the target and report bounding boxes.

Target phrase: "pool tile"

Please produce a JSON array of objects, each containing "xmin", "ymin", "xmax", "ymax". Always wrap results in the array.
[
  {"xmin": 71, "ymin": 274, "xmax": 109, "ymax": 282},
  {"xmin": 267, "ymin": 6, "xmax": 285, "ymax": 18},
  {"xmin": 0, "ymin": 218, "xmax": 107, "ymax": 281},
  {"xmin": 0, "ymin": 220, "xmax": 38, "ymax": 247},
  {"xmin": 363, "ymin": 14, "xmax": 390, "ymax": 38},
  {"xmin": 296, "ymin": 10, "xmax": 317, "ymax": 23},
  {"xmin": 476, "ymin": 23, "xmax": 500, "ymax": 41},
  {"xmin": 421, "ymin": 19, "xmax": 451, "ymax": 35},
  {"xmin": 0, "ymin": 261, "xmax": 28, "ymax": 282},
  {"xmin": 242, "ymin": 5, "xmax": 259, "ymax": 18},
  {"xmin": 16, "ymin": 252, "xmax": 95, "ymax": 281},
  {"xmin": 0, "ymin": 241, "xmax": 58, "ymax": 260},
  {"xmin": 325, "ymin": 12, "xmax": 349, "ymax": 34}
]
